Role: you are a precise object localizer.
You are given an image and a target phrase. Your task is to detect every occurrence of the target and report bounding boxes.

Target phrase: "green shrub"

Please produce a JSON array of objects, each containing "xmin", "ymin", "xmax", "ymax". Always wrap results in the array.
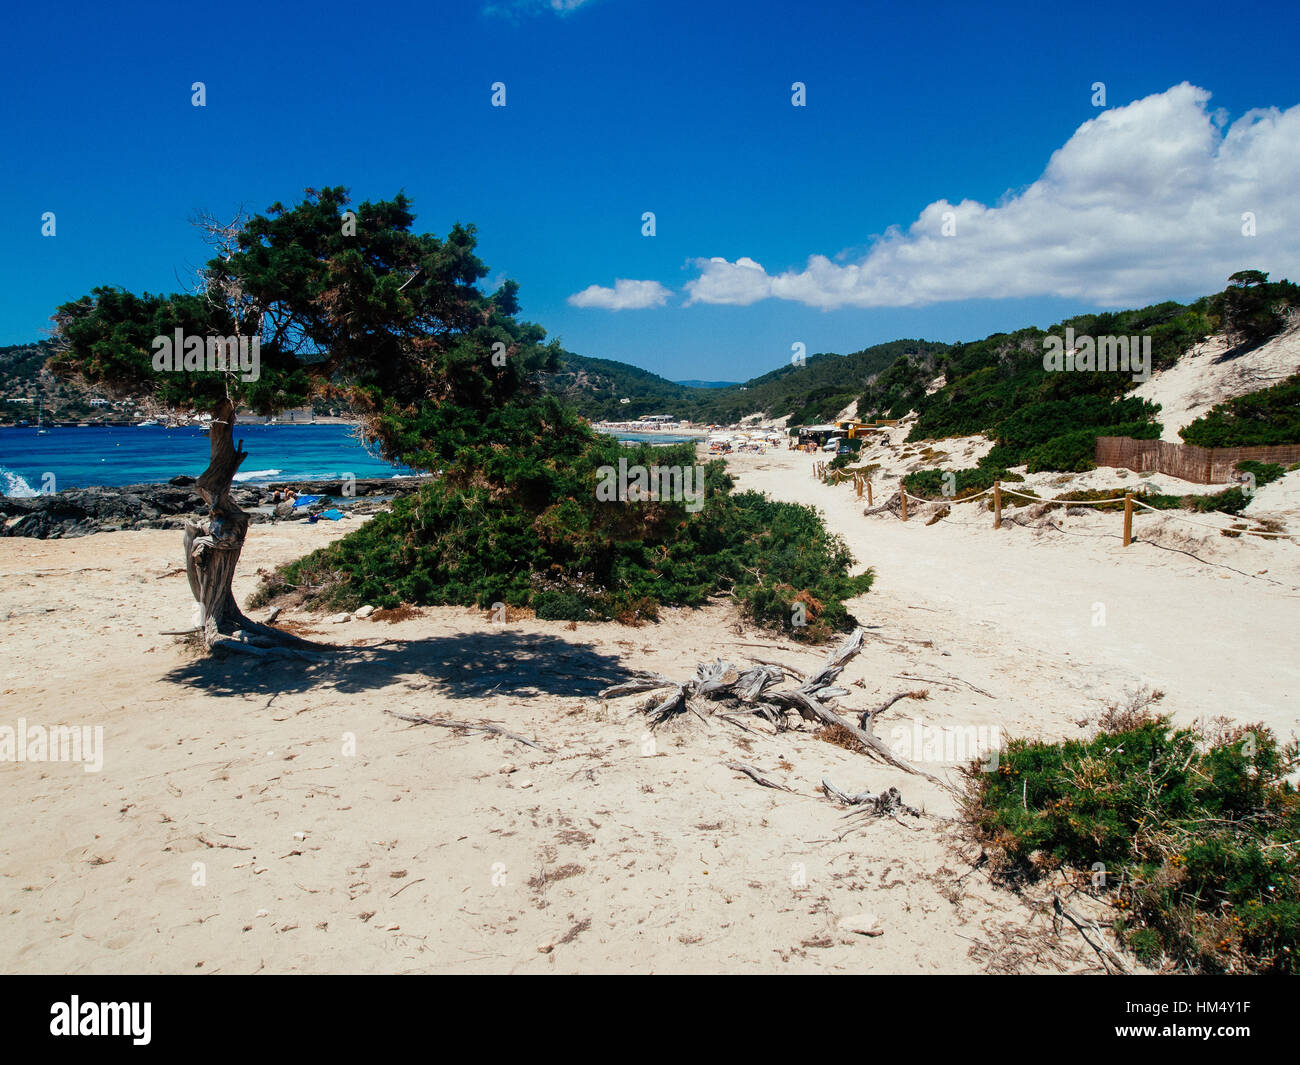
[
  {"xmin": 902, "ymin": 467, "xmax": 1022, "ymax": 501},
  {"xmin": 965, "ymin": 694, "xmax": 1300, "ymax": 973},
  {"xmin": 263, "ymin": 409, "xmax": 874, "ymax": 643},
  {"xmin": 1180, "ymin": 372, "xmax": 1300, "ymax": 447},
  {"xmin": 532, "ymin": 590, "xmax": 592, "ymax": 621}
]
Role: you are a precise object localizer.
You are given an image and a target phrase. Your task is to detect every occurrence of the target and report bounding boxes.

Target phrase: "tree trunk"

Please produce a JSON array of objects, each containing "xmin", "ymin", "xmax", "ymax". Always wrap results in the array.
[
  {"xmin": 183, "ymin": 399, "xmax": 251, "ymax": 646},
  {"xmin": 179, "ymin": 401, "xmax": 328, "ymax": 659}
]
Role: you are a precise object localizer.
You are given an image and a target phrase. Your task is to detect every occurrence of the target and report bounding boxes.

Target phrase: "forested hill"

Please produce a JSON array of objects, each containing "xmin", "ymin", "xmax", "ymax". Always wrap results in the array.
[
  {"xmin": 12, "ymin": 272, "xmax": 1296, "ymax": 440},
  {"xmin": 553, "ymin": 273, "xmax": 1299, "ymax": 438},
  {"xmin": 868, "ymin": 271, "xmax": 1300, "ymax": 472},
  {"xmin": 545, "ymin": 339, "xmax": 947, "ymax": 425}
]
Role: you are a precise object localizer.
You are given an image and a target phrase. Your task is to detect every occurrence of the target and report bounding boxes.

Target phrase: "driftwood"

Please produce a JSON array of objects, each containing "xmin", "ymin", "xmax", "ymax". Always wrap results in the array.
[
  {"xmin": 860, "ymin": 689, "xmax": 927, "ymax": 727},
  {"xmin": 384, "ymin": 709, "xmax": 555, "ymax": 753},
  {"xmin": 599, "ymin": 628, "xmax": 953, "ymax": 791},
  {"xmin": 821, "ymin": 779, "xmax": 921, "ymax": 817},
  {"xmin": 1052, "ymin": 893, "xmax": 1131, "ymax": 974},
  {"xmin": 746, "ymin": 656, "xmax": 807, "ymax": 681},
  {"xmin": 726, "ymin": 761, "xmax": 794, "ymax": 792}
]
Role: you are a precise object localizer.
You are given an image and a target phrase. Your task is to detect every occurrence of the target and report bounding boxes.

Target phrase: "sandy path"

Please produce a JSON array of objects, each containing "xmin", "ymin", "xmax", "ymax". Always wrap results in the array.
[{"xmin": 724, "ymin": 448, "xmax": 1300, "ymax": 741}]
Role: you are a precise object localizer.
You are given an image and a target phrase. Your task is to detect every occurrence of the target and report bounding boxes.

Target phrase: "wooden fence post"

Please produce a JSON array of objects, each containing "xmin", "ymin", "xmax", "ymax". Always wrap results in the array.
[
  {"xmin": 900, "ymin": 486, "xmax": 909, "ymax": 522},
  {"xmin": 1123, "ymin": 492, "xmax": 1133, "ymax": 547},
  {"xmin": 993, "ymin": 479, "xmax": 1002, "ymax": 529},
  {"xmin": 855, "ymin": 473, "xmax": 863, "ymax": 499},
  {"xmin": 866, "ymin": 479, "xmax": 873, "ymax": 507}
]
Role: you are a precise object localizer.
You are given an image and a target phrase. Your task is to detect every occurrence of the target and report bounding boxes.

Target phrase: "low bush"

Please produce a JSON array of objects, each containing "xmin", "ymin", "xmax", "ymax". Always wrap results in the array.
[
  {"xmin": 964, "ymin": 691, "xmax": 1300, "ymax": 973},
  {"xmin": 261, "ymin": 407, "xmax": 874, "ymax": 643}
]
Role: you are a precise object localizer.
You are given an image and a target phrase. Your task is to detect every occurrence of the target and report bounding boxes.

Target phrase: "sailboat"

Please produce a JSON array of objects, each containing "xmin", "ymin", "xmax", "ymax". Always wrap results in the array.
[{"xmin": 36, "ymin": 399, "xmax": 48, "ymax": 434}]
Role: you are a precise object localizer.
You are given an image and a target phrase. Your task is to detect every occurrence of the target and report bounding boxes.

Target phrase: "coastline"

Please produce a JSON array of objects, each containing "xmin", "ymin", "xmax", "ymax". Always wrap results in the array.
[{"xmin": 0, "ymin": 475, "xmax": 430, "ymax": 539}]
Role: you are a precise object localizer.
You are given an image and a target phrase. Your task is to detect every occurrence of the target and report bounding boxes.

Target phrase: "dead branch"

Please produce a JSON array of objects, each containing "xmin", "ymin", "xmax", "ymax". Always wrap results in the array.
[
  {"xmin": 603, "ymin": 628, "xmax": 954, "ymax": 790},
  {"xmin": 384, "ymin": 709, "xmax": 555, "ymax": 753},
  {"xmin": 725, "ymin": 761, "xmax": 794, "ymax": 792},
  {"xmin": 859, "ymin": 689, "xmax": 928, "ymax": 728},
  {"xmin": 1052, "ymin": 892, "xmax": 1130, "ymax": 974},
  {"xmin": 893, "ymin": 672, "xmax": 995, "ymax": 699},
  {"xmin": 821, "ymin": 779, "xmax": 922, "ymax": 817},
  {"xmin": 745, "ymin": 656, "xmax": 807, "ymax": 680}
]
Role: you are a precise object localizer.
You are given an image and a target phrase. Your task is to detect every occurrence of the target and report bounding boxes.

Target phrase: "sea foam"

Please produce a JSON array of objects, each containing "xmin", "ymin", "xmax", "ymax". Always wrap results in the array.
[{"xmin": 0, "ymin": 468, "xmax": 39, "ymax": 498}]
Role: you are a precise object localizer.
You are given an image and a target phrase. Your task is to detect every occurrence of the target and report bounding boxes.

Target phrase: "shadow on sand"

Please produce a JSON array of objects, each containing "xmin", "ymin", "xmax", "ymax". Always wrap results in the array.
[{"xmin": 162, "ymin": 629, "xmax": 633, "ymax": 704}]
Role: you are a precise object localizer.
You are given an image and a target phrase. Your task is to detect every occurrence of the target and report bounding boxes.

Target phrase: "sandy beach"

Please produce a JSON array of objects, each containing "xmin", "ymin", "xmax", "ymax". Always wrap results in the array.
[{"xmin": 2, "ymin": 442, "xmax": 1297, "ymax": 974}]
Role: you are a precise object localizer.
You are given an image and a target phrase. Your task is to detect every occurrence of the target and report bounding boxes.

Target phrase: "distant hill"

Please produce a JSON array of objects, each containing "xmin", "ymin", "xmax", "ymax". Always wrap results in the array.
[
  {"xmin": 11, "ymin": 272, "xmax": 1295, "ymax": 447},
  {"xmin": 0, "ymin": 340, "xmax": 141, "ymax": 425},
  {"xmin": 543, "ymin": 340, "xmax": 945, "ymax": 426}
]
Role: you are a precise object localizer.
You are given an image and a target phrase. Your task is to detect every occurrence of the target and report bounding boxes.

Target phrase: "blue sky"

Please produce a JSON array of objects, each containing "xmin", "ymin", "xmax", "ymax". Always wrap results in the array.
[{"xmin": 4, "ymin": 0, "xmax": 1298, "ymax": 382}]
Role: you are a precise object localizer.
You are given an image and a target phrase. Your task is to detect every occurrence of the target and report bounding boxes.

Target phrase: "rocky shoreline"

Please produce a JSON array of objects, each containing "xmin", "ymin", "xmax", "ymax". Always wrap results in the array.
[{"xmin": 0, "ymin": 475, "xmax": 430, "ymax": 539}]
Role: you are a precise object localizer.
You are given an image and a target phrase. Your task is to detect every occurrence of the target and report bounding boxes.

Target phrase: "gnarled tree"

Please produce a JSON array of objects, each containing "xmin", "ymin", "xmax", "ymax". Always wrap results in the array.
[{"xmin": 50, "ymin": 186, "xmax": 559, "ymax": 652}]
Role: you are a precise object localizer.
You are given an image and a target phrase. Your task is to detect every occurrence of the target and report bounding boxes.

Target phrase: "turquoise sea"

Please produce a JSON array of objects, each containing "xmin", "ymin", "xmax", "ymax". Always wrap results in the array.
[
  {"xmin": 0, "ymin": 423, "xmax": 706, "ymax": 497},
  {"xmin": 0, "ymin": 424, "xmax": 412, "ymax": 496}
]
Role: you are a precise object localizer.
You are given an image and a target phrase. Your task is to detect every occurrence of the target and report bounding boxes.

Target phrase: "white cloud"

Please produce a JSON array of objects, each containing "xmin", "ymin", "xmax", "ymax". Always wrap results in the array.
[
  {"xmin": 567, "ymin": 278, "xmax": 671, "ymax": 310},
  {"xmin": 484, "ymin": 0, "xmax": 597, "ymax": 18},
  {"xmin": 684, "ymin": 83, "xmax": 1300, "ymax": 309}
]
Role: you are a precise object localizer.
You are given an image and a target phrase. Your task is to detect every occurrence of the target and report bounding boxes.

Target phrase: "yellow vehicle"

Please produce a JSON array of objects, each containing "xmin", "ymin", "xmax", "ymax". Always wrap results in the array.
[{"xmin": 837, "ymin": 419, "xmax": 895, "ymax": 440}]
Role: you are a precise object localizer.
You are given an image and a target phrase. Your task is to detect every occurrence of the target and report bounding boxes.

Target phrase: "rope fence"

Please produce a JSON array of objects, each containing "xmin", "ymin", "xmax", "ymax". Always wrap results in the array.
[{"xmin": 821, "ymin": 462, "xmax": 1299, "ymax": 544}]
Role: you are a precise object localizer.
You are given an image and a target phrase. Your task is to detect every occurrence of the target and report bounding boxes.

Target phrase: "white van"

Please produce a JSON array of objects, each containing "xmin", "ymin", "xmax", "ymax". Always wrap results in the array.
[{"xmin": 822, "ymin": 437, "xmax": 841, "ymax": 453}]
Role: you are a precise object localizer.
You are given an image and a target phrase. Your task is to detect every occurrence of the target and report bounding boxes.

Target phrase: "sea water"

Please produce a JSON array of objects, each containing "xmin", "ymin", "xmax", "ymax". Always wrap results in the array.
[{"xmin": 0, "ymin": 424, "xmax": 412, "ymax": 496}]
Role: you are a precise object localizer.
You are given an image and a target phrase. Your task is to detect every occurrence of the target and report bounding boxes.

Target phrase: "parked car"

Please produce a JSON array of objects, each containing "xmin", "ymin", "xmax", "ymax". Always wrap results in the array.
[{"xmin": 822, "ymin": 437, "xmax": 841, "ymax": 453}]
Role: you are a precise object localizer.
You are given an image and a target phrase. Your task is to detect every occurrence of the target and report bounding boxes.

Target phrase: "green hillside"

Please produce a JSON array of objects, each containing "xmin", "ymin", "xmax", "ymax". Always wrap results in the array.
[
  {"xmin": 0, "ymin": 340, "xmax": 140, "ymax": 425},
  {"xmin": 546, "ymin": 339, "xmax": 947, "ymax": 426},
  {"xmin": 9, "ymin": 272, "xmax": 1296, "ymax": 449},
  {"xmin": 868, "ymin": 272, "xmax": 1300, "ymax": 473}
]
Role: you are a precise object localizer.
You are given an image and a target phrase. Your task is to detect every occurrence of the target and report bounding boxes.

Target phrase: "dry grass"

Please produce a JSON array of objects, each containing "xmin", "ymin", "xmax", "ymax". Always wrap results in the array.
[
  {"xmin": 528, "ymin": 863, "xmax": 585, "ymax": 891},
  {"xmin": 816, "ymin": 722, "xmax": 861, "ymax": 751}
]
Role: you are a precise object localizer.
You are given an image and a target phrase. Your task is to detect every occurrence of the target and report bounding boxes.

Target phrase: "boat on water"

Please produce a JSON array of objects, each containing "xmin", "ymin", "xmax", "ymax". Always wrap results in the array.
[
  {"xmin": 36, "ymin": 400, "xmax": 48, "ymax": 434},
  {"xmin": 135, "ymin": 418, "xmax": 160, "ymax": 426}
]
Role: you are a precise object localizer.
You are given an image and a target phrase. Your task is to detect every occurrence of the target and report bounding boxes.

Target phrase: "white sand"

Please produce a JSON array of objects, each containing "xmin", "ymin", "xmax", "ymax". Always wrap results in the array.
[
  {"xmin": 1134, "ymin": 323, "xmax": 1300, "ymax": 442},
  {"xmin": 3, "ymin": 440, "xmax": 1296, "ymax": 974},
  {"xmin": 0, "ymin": 521, "xmax": 1084, "ymax": 975},
  {"xmin": 730, "ymin": 447, "xmax": 1300, "ymax": 739}
]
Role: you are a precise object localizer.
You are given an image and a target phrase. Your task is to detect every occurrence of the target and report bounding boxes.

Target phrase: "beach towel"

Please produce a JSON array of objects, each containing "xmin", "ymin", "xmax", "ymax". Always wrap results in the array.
[{"xmin": 319, "ymin": 508, "xmax": 345, "ymax": 521}]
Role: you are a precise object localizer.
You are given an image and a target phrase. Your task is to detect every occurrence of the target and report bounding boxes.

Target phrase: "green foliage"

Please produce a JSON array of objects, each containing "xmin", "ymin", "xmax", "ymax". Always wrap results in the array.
[
  {"xmin": 902, "ymin": 467, "xmax": 1022, "ymax": 501},
  {"xmin": 533, "ymin": 590, "xmax": 593, "ymax": 621},
  {"xmin": 966, "ymin": 696, "xmax": 1300, "ymax": 973},
  {"xmin": 1179, "ymin": 461, "xmax": 1287, "ymax": 516},
  {"xmin": 1020, "ymin": 418, "xmax": 1160, "ymax": 473},
  {"xmin": 1236, "ymin": 460, "xmax": 1287, "ymax": 486},
  {"xmin": 265, "ymin": 401, "xmax": 872, "ymax": 642},
  {"xmin": 1180, "ymin": 372, "xmax": 1300, "ymax": 447},
  {"xmin": 887, "ymin": 293, "xmax": 1278, "ymax": 472},
  {"xmin": 906, "ymin": 321, "xmax": 1168, "ymax": 472},
  {"xmin": 49, "ymin": 187, "xmax": 559, "ymax": 466},
  {"xmin": 547, "ymin": 340, "xmax": 947, "ymax": 426},
  {"xmin": 1210, "ymin": 271, "xmax": 1300, "ymax": 351},
  {"xmin": 858, "ymin": 348, "xmax": 944, "ymax": 419}
]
